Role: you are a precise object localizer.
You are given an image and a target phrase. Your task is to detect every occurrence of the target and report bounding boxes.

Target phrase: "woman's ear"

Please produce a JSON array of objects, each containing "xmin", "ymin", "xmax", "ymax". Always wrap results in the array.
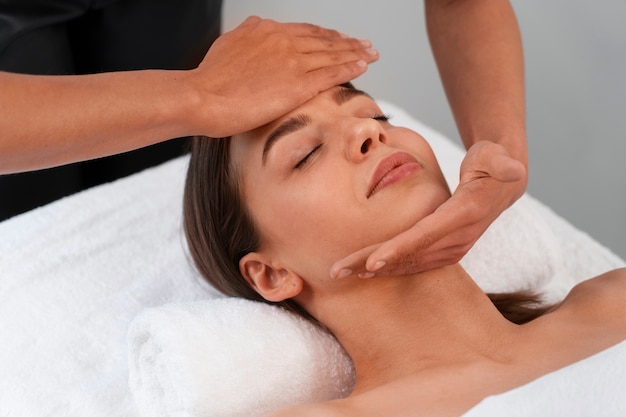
[{"xmin": 239, "ymin": 252, "xmax": 303, "ymax": 302}]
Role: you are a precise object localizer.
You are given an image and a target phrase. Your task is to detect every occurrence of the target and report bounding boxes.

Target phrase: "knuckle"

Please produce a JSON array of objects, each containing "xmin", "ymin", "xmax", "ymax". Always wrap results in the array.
[
  {"xmin": 306, "ymin": 23, "xmax": 322, "ymax": 35},
  {"xmin": 243, "ymin": 15, "xmax": 262, "ymax": 25},
  {"xmin": 327, "ymin": 52, "xmax": 341, "ymax": 64},
  {"xmin": 350, "ymin": 38, "xmax": 366, "ymax": 49},
  {"xmin": 322, "ymin": 64, "xmax": 342, "ymax": 78},
  {"xmin": 258, "ymin": 18, "xmax": 277, "ymax": 29},
  {"xmin": 324, "ymin": 28, "xmax": 340, "ymax": 38}
]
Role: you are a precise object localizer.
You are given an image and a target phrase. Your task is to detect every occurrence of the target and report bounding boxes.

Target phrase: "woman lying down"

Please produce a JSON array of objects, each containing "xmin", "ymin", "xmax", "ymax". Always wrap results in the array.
[{"xmin": 183, "ymin": 83, "xmax": 626, "ymax": 417}]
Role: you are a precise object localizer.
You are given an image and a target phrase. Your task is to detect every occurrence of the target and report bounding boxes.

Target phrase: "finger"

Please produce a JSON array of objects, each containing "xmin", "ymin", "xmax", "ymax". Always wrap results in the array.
[
  {"xmin": 305, "ymin": 60, "xmax": 370, "ymax": 91},
  {"xmin": 372, "ymin": 253, "xmax": 461, "ymax": 276},
  {"xmin": 329, "ymin": 244, "xmax": 380, "ymax": 279},
  {"xmin": 280, "ymin": 21, "xmax": 351, "ymax": 39},
  {"xmin": 296, "ymin": 36, "xmax": 372, "ymax": 54},
  {"xmin": 237, "ymin": 18, "xmax": 348, "ymax": 41},
  {"xmin": 364, "ymin": 223, "xmax": 434, "ymax": 272},
  {"xmin": 364, "ymin": 203, "xmax": 471, "ymax": 272},
  {"xmin": 302, "ymin": 48, "xmax": 379, "ymax": 70},
  {"xmin": 373, "ymin": 236, "xmax": 474, "ymax": 276}
]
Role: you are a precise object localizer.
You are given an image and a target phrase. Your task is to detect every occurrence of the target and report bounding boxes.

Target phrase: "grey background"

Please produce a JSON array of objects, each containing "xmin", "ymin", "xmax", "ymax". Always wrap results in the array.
[{"xmin": 223, "ymin": 1, "xmax": 626, "ymax": 260}]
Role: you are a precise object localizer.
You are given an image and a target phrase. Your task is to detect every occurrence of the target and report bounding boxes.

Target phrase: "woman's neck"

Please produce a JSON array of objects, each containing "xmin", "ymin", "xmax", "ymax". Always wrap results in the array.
[{"xmin": 300, "ymin": 264, "xmax": 521, "ymax": 394}]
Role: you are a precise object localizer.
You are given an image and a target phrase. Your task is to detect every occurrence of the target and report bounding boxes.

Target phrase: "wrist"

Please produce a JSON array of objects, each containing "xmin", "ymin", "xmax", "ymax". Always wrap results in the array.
[
  {"xmin": 180, "ymin": 66, "xmax": 232, "ymax": 139},
  {"xmin": 160, "ymin": 68, "xmax": 209, "ymax": 138}
]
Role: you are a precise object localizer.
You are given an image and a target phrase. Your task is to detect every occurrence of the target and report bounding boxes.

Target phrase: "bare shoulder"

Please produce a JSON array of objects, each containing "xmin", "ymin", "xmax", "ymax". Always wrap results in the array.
[
  {"xmin": 557, "ymin": 267, "xmax": 626, "ymax": 320},
  {"xmin": 567, "ymin": 267, "xmax": 626, "ymax": 297}
]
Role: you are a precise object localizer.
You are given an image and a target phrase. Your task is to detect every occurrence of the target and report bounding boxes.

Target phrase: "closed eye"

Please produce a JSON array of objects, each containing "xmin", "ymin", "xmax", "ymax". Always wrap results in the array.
[
  {"xmin": 373, "ymin": 113, "xmax": 392, "ymax": 122},
  {"xmin": 293, "ymin": 114, "xmax": 389, "ymax": 170},
  {"xmin": 294, "ymin": 143, "xmax": 323, "ymax": 169}
]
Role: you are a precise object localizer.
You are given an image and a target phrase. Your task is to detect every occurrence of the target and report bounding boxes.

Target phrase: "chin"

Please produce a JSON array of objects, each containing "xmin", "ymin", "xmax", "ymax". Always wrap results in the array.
[{"xmin": 376, "ymin": 188, "xmax": 449, "ymax": 232}]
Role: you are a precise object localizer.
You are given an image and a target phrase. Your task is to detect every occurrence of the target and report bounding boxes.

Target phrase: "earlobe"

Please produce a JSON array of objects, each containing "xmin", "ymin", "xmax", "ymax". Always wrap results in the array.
[{"xmin": 239, "ymin": 253, "xmax": 303, "ymax": 302}]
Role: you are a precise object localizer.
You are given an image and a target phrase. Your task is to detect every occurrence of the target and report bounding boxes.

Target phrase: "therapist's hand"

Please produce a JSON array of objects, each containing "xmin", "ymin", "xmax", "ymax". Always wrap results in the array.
[
  {"xmin": 330, "ymin": 141, "xmax": 527, "ymax": 279},
  {"xmin": 188, "ymin": 16, "xmax": 379, "ymax": 138}
]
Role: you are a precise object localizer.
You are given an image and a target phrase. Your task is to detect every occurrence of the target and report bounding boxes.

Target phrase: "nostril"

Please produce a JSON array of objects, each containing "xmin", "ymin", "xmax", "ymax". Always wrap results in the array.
[{"xmin": 360, "ymin": 138, "xmax": 372, "ymax": 154}]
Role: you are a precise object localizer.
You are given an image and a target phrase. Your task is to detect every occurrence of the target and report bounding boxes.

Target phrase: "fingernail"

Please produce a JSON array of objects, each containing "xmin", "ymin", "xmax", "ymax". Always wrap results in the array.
[
  {"xmin": 360, "ymin": 39, "xmax": 372, "ymax": 47},
  {"xmin": 339, "ymin": 32, "xmax": 349, "ymax": 38},
  {"xmin": 356, "ymin": 60, "xmax": 367, "ymax": 68},
  {"xmin": 359, "ymin": 272, "xmax": 376, "ymax": 279},
  {"xmin": 335, "ymin": 268, "xmax": 352, "ymax": 279},
  {"xmin": 365, "ymin": 47, "xmax": 378, "ymax": 56},
  {"xmin": 372, "ymin": 260, "xmax": 386, "ymax": 271}
]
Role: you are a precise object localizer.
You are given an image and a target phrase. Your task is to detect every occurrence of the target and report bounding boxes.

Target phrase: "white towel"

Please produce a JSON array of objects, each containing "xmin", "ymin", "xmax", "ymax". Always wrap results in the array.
[{"xmin": 0, "ymin": 157, "xmax": 219, "ymax": 417}]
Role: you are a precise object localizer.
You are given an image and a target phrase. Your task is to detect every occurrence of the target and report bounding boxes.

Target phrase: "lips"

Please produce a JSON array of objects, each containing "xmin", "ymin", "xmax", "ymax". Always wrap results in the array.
[{"xmin": 367, "ymin": 151, "xmax": 421, "ymax": 198}]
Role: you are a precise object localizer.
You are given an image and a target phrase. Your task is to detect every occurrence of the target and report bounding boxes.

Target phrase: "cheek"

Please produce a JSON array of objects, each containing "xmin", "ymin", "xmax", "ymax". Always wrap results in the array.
[
  {"xmin": 269, "ymin": 184, "xmax": 351, "ymax": 243},
  {"xmin": 252, "ymin": 180, "xmax": 361, "ymax": 271}
]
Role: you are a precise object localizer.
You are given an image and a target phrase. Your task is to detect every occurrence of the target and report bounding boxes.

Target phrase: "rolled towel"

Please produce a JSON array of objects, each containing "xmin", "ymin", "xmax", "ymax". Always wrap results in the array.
[{"xmin": 128, "ymin": 298, "xmax": 355, "ymax": 417}]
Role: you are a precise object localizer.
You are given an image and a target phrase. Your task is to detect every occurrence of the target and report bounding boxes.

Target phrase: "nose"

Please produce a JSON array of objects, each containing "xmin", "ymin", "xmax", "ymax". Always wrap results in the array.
[{"xmin": 345, "ymin": 118, "xmax": 387, "ymax": 162}]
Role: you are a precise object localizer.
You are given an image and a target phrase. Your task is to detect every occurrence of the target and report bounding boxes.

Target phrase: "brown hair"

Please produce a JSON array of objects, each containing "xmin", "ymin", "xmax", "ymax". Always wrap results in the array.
[
  {"xmin": 183, "ymin": 88, "xmax": 551, "ymax": 326},
  {"xmin": 183, "ymin": 135, "xmax": 317, "ymax": 322}
]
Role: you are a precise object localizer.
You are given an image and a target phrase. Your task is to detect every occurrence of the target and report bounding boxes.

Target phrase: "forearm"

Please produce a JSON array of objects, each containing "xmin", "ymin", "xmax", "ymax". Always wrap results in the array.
[
  {"xmin": 425, "ymin": 0, "xmax": 527, "ymax": 170},
  {"xmin": 0, "ymin": 70, "xmax": 199, "ymax": 174},
  {"xmin": 0, "ymin": 17, "xmax": 377, "ymax": 174}
]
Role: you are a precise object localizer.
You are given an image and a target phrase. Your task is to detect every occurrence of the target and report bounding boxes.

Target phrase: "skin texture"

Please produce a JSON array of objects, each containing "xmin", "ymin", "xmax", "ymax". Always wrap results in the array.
[
  {"xmin": 229, "ymin": 87, "xmax": 626, "ymax": 417},
  {"xmin": 331, "ymin": 0, "xmax": 528, "ymax": 278},
  {"xmin": 0, "ymin": 16, "xmax": 378, "ymax": 174}
]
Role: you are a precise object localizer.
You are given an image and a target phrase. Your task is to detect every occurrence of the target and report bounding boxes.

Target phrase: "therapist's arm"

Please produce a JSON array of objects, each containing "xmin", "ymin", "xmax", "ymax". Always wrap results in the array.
[
  {"xmin": 426, "ymin": 0, "xmax": 527, "ymax": 169},
  {"xmin": 330, "ymin": 0, "xmax": 527, "ymax": 278},
  {"xmin": 0, "ymin": 17, "xmax": 377, "ymax": 174}
]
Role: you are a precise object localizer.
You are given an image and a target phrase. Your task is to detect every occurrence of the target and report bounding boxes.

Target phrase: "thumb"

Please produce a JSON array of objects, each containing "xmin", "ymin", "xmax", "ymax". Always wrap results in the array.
[{"xmin": 489, "ymin": 153, "xmax": 526, "ymax": 182}]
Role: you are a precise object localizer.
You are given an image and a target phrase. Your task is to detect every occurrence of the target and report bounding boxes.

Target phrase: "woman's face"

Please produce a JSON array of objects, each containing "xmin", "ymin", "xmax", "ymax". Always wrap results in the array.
[{"xmin": 231, "ymin": 86, "xmax": 450, "ymax": 284}]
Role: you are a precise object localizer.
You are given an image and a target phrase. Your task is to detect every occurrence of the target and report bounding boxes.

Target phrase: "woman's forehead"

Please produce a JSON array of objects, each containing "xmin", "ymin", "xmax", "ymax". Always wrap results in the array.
[
  {"xmin": 230, "ymin": 86, "xmax": 376, "ymax": 164},
  {"xmin": 238, "ymin": 86, "xmax": 374, "ymax": 140}
]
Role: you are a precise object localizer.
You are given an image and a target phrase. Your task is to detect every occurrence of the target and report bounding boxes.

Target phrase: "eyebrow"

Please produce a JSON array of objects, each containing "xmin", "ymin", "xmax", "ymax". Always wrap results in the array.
[
  {"xmin": 261, "ymin": 87, "xmax": 372, "ymax": 165},
  {"xmin": 261, "ymin": 114, "xmax": 312, "ymax": 165},
  {"xmin": 331, "ymin": 86, "xmax": 372, "ymax": 105}
]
